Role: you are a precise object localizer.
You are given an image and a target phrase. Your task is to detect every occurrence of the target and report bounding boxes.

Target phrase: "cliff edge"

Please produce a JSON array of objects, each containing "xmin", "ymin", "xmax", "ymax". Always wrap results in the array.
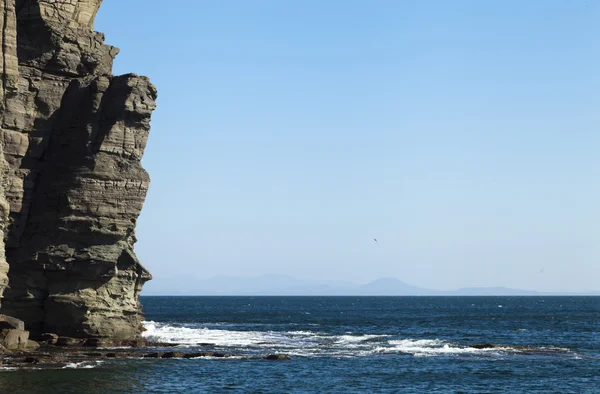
[{"xmin": 0, "ymin": 0, "xmax": 155, "ymax": 341}]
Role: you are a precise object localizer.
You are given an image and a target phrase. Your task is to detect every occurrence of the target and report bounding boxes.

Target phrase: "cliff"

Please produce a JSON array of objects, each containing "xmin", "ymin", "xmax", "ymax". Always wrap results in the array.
[{"xmin": 0, "ymin": 0, "xmax": 155, "ymax": 341}]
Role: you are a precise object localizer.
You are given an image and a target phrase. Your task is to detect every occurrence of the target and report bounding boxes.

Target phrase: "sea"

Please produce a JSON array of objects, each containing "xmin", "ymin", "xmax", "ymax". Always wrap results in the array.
[{"xmin": 1, "ymin": 296, "xmax": 598, "ymax": 393}]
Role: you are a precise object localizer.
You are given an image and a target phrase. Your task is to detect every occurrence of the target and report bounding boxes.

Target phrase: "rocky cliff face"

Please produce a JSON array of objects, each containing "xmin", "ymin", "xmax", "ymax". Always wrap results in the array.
[{"xmin": 0, "ymin": 0, "xmax": 155, "ymax": 341}]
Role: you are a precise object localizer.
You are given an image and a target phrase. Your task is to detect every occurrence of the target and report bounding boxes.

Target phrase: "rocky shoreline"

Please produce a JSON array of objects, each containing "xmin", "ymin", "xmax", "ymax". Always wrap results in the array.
[
  {"xmin": 1, "ymin": 343, "xmax": 293, "ymax": 370},
  {"xmin": 1, "ymin": 313, "xmax": 292, "ymax": 369}
]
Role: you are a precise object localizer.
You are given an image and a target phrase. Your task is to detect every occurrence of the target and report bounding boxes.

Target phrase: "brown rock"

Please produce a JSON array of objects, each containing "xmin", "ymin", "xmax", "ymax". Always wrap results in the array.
[
  {"xmin": 0, "ymin": 0, "xmax": 156, "ymax": 342},
  {"xmin": 83, "ymin": 338, "xmax": 111, "ymax": 347},
  {"xmin": 0, "ymin": 314, "xmax": 24, "ymax": 330},
  {"xmin": 38, "ymin": 333, "xmax": 59, "ymax": 344},
  {"xmin": 0, "ymin": 328, "xmax": 29, "ymax": 350},
  {"xmin": 26, "ymin": 339, "xmax": 40, "ymax": 350},
  {"xmin": 56, "ymin": 337, "xmax": 85, "ymax": 347}
]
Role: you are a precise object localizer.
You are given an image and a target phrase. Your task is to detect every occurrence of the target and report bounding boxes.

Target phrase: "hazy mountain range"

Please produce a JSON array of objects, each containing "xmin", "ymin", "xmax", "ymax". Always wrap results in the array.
[{"xmin": 142, "ymin": 275, "xmax": 599, "ymax": 296}]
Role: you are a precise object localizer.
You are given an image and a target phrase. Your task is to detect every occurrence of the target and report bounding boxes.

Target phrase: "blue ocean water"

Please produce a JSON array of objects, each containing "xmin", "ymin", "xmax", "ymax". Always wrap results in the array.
[{"xmin": 1, "ymin": 296, "xmax": 599, "ymax": 393}]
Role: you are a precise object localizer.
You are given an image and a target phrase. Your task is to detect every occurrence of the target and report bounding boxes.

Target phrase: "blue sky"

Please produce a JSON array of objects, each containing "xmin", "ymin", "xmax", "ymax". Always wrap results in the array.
[{"xmin": 96, "ymin": 0, "xmax": 600, "ymax": 292}]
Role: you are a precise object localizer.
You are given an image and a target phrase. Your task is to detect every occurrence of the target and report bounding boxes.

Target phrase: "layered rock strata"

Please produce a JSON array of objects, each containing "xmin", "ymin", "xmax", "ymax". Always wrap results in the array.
[{"xmin": 0, "ymin": 0, "xmax": 155, "ymax": 341}]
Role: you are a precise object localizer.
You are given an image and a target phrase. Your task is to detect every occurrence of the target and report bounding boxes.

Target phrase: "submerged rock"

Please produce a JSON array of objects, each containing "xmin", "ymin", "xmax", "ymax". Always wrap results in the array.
[
  {"xmin": 162, "ymin": 351, "xmax": 186, "ymax": 359},
  {"xmin": 0, "ymin": 0, "xmax": 156, "ymax": 341},
  {"xmin": 264, "ymin": 354, "xmax": 291, "ymax": 360},
  {"xmin": 469, "ymin": 343, "xmax": 499, "ymax": 349}
]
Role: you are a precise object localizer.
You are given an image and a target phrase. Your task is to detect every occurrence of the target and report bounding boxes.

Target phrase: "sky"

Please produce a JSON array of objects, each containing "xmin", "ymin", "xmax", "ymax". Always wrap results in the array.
[{"xmin": 95, "ymin": 0, "xmax": 600, "ymax": 293}]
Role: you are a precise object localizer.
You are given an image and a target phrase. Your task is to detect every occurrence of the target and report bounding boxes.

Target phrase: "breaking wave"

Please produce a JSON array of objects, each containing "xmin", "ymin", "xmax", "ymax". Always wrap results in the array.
[
  {"xmin": 142, "ymin": 321, "xmax": 573, "ymax": 359},
  {"xmin": 62, "ymin": 361, "xmax": 104, "ymax": 369}
]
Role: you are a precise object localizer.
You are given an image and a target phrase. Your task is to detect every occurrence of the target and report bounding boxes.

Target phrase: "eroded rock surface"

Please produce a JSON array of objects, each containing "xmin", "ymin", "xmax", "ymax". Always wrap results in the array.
[{"xmin": 0, "ymin": 0, "xmax": 155, "ymax": 341}]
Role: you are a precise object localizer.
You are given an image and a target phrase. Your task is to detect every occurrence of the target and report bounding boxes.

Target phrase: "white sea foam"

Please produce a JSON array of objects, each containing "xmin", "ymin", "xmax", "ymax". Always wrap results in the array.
[
  {"xmin": 142, "ymin": 321, "xmax": 295, "ymax": 348},
  {"xmin": 187, "ymin": 355, "xmax": 246, "ymax": 360},
  {"xmin": 62, "ymin": 361, "xmax": 103, "ymax": 369},
  {"xmin": 335, "ymin": 334, "xmax": 389, "ymax": 347},
  {"xmin": 141, "ymin": 321, "xmax": 563, "ymax": 359},
  {"xmin": 376, "ymin": 339, "xmax": 508, "ymax": 357},
  {"xmin": 287, "ymin": 330, "xmax": 316, "ymax": 336}
]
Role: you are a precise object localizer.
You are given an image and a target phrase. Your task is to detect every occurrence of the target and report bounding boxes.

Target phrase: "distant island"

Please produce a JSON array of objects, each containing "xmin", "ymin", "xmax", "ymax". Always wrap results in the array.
[{"xmin": 142, "ymin": 275, "xmax": 599, "ymax": 296}]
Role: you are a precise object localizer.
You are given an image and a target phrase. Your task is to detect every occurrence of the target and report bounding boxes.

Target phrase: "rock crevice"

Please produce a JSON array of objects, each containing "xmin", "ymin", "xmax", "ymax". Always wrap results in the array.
[{"xmin": 0, "ymin": 0, "xmax": 154, "ymax": 341}]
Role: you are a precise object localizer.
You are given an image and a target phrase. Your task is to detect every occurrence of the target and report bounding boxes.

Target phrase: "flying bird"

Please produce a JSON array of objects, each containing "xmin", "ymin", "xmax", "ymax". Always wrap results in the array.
[{"xmin": 373, "ymin": 238, "xmax": 378, "ymax": 243}]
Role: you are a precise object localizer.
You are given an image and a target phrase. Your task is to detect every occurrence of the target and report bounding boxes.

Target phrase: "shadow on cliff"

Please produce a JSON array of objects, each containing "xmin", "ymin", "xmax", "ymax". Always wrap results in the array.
[{"xmin": 3, "ymin": 75, "xmax": 139, "ymax": 334}]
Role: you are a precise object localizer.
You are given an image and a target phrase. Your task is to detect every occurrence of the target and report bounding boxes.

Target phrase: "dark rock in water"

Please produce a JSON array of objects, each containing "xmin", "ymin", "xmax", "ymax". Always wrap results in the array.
[
  {"xmin": 23, "ymin": 357, "xmax": 39, "ymax": 364},
  {"xmin": 469, "ymin": 344, "xmax": 499, "ymax": 349},
  {"xmin": 105, "ymin": 353, "xmax": 118, "ymax": 358},
  {"xmin": 149, "ymin": 342, "xmax": 180, "ymax": 348},
  {"xmin": 82, "ymin": 352, "xmax": 103, "ymax": 358},
  {"xmin": 144, "ymin": 352, "xmax": 163, "ymax": 358},
  {"xmin": 264, "ymin": 354, "xmax": 291, "ymax": 360},
  {"xmin": 184, "ymin": 352, "xmax": 214, "ymax": 358},
  {"xmin": 183, "ymin": 351, "xmax": 233, "ymax": 358},
  {"xmin": 212, "ymin": 352, "xmax": 233, "ymax": 358},
  {"xmin": 0, "ymin": 0, "xmax": 156, "ymax": 342},
  {"xmin": 162, "ymin": 351, "xmax": 185, "ymax": 359}
]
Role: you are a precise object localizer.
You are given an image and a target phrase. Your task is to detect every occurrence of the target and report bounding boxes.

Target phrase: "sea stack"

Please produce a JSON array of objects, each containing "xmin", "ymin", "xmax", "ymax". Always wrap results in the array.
[{"xmin": 0, "ymin": 0, "xmax": 155, "ymax": 341}]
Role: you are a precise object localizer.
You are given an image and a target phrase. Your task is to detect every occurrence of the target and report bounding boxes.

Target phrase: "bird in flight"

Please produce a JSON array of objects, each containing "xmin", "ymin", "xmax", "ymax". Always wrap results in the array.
[{"xmin": 373, "ymin": 238, "xmax": 378, "ymax": 243}]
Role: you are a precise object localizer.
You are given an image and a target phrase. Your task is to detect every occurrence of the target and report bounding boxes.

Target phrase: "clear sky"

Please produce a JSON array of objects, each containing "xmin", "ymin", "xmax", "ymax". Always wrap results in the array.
[{"xmin": 96, "ymin": 0, "xmax": 600, "ymax": 293}]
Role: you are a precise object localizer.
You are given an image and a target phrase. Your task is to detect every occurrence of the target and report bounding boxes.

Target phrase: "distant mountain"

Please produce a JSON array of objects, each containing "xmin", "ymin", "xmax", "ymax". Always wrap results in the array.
[
  {"xmin": 356, "ymin": 277, "xmax": 430, "ymax": 296},
  {"xmin": 141, "ymin": 274, "xmax": 356, "ymax": 296},
  {"xmin": 140, "ymin": 275, "xmax": 588, "ymax": 296},
  {"xmin": 444, "ymin": 287, "xmax": 540, "ymax": 296}
]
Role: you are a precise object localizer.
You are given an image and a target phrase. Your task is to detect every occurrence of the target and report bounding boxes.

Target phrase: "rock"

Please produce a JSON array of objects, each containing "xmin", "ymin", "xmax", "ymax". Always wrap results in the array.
[
  {"xmin": 184, "ymin": 352, "xmax": 214, "ymax": 358},
  {"xmin": 38, "ymin": 333, "xmax": 59, "ymax": 344},
  {"xmin": 469, "ymin": 344, "xmax": 499, "ymax": 349},
  {"xmin": 0, "ymin": 314, "xmax": 24, "ymax": 331},
  {"xmin": 0, "ymin": 328, "xmax": 29, "ymax": 350},
  {"xmin": 148, "ymin": 342, "xmax": 180, "ymax": 348},
  {"xmin": 161, "ymin": 351, "xmax": 185, "ymax": 359},
  {"xmin": 264, "ymin": 354, "xmax": 291, "ymax": 360},
  {"xmin": 23, "ymin": 357, "xmax": 40, "ymax": 364},
  {"xmin": 143, "ymin": 352, "xmax": 163, "ymax": 358},
  {"xmin": 0, "ymin": 0, "xmax": 156, "ymax": 341},
  {"xmin": 26, "ymin": 339, "xmax": 40, "ymax": 350},
  {"xmin": 83, "ymin": 338, "xmax": 111, "ymax": 347},
  {"xmin": 82, "ymin": 352, "xmax": 103, "ymax": 358},
  {"xmin": 212, "ymin": 353, "xmax": 233, "ymax": 358},
  {"xmin": 183, "ymin": 351, "xmax": 233, "ymax": 358},
  {"xmin": 56, "ymin": 337, "xmax": 85, "ymax": 347}
]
